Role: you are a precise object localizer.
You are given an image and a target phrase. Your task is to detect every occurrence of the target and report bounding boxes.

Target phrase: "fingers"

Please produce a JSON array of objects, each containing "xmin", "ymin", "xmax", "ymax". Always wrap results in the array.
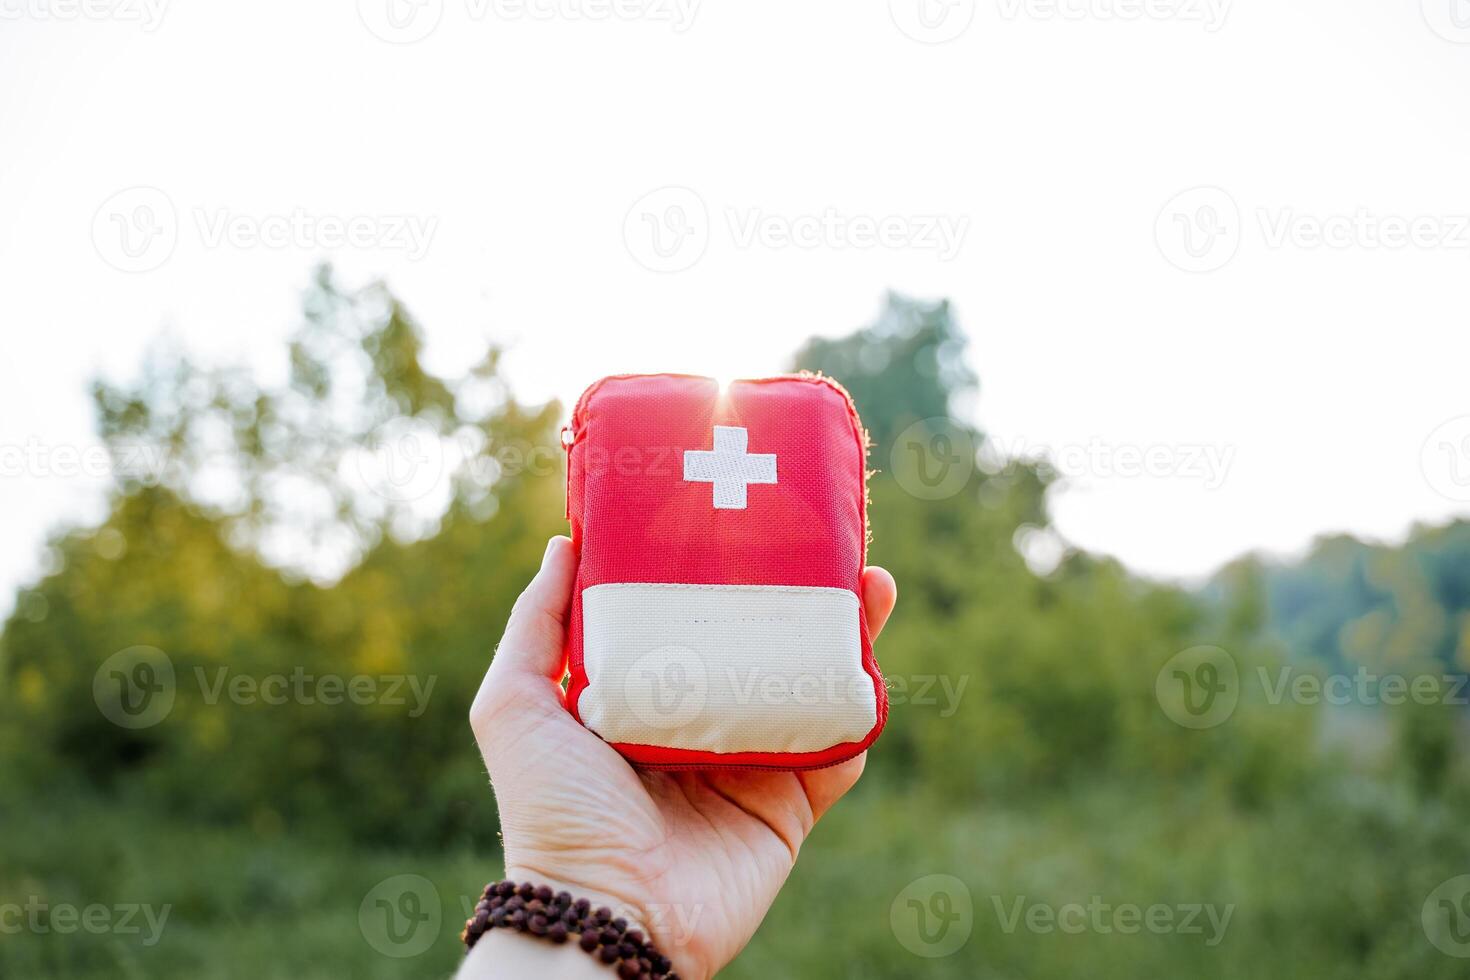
[
  {"xmin": 799, "ymin": 569, "xmax": 894, "ymax": 820},
  {"xmin": 862, "ymin": 565, "xmax": 897, "ymax": 639},
  {"xmin": 471, "ymin": 536, "xmax": 577, "ymax": 733},
  {"xmin": 798, "ymin": 752, "xmax": 866, "ymax": 823}
]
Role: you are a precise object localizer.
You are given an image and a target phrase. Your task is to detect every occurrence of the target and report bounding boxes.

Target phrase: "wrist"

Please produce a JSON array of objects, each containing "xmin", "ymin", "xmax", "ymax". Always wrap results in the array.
[
  {"xmin": 501, "ymin": 865, "xmax": 654, "ymax": 940},
  {"xmin": 463, "ymin": 929, "xmax": 611, "ymax": 979},
  {"xmin": 493, "ymin": 869, "xmax": 702, "ymax": 979}
]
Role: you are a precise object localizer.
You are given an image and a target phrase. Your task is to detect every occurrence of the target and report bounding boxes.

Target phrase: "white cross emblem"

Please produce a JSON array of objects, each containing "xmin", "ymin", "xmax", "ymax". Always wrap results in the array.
[{"xmin": 682, "ymin": 425, "xmax": 777, "ymax": 509}]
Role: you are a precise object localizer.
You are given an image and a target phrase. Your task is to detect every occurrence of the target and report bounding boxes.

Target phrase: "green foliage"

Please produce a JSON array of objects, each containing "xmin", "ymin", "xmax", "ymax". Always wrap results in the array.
[
  {"xmin": 3, "ymin": 279, "xmax": 1467, "ymax": 977},
  {"xmin": 1231, "ymin": 523, "xmax": 1470, "ymax": 677},
  {"xmin": 5, "ymin": 268, "xmax": 564, "ymax": 848}
]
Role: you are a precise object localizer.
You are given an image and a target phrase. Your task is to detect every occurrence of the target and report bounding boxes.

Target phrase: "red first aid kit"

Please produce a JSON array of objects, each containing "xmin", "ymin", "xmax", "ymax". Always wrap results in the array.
[{"xmin": 562, "ymin": 373, "xmax": 887, "ymax": 771}]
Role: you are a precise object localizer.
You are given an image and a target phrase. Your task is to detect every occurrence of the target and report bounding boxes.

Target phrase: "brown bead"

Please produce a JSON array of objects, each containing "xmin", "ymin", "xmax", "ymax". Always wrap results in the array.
[{"xmin": 463, "ymin": 879, "xmax": 675, "ymax": 971}]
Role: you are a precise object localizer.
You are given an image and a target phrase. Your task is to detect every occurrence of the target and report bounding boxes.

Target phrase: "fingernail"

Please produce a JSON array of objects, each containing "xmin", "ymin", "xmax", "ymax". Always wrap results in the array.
[{"xmin": 541, "ymin": 537, "xmax": 559, "ymax": 568}]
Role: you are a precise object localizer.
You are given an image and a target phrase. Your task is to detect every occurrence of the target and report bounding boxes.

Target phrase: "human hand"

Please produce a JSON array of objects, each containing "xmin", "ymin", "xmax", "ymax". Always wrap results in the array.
[{"xmin": 467, "ymin": 536, "xmax": 897, "ymax": 979}]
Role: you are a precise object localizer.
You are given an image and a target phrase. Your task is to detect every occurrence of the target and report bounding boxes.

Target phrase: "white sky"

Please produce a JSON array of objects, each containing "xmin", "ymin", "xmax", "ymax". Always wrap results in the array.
[{"xmin": 2, "ymin": 0, "xmax": 1469, "ymax": 609}]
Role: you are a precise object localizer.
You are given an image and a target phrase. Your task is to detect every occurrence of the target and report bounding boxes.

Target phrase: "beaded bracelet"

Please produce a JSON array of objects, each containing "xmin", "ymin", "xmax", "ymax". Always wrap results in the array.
[{"xmin": 462, "ymin": 879, "xmax": 678, "ymax": 980}]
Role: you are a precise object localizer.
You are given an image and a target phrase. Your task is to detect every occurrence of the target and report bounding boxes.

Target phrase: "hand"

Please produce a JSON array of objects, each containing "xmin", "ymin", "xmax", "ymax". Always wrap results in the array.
[{"xmin": 468, "ymin": 536, "xmax": 897, "ymax": 979}]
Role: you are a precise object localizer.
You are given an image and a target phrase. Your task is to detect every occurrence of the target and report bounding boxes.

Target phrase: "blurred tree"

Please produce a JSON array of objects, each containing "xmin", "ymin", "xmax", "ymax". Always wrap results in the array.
[
  {"xmin": 792, "ymin": 293, "xmax": 975, "ymax": 457},
  {"xmin": 3, "ymin": 279, "xmax": 1469, "ymax": 980},
  {"xmin": 0, "ymin": 281, "xmax": 1455, "ymax": 852},
  {"xmin": 5, "ymin": 266, "xmax": 563, "ymax": 845},
  {"xmin": 1217, "ymin": 522, "xmax": 1470, "ymax": 688},
  {"xmin": 792, "ymin": 295, "xmax": 1309, "ymax": 804}
]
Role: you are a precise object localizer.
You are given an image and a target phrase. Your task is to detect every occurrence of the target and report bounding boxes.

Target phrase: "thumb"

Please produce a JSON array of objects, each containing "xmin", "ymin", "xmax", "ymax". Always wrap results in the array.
[
  {"xmin": 470, "ymin": 536, "xmax": 577, "ymax": 732},
  {"xmin": 498, "ymin": 535, "xmax": 577, "ymax": 681}
]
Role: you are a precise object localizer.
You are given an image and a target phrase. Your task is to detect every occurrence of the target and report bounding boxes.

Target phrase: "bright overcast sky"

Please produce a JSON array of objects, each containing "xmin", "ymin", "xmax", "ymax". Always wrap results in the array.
[{"xmin": 2, "ymin": 0, "xmax": 1469, "ymax": 609}]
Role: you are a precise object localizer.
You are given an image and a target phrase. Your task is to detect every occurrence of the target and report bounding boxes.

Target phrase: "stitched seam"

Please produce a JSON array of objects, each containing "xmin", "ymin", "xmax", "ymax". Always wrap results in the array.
[{"xmin": 583, "ymin": 583, "xmax": 858, "ymax": 598}]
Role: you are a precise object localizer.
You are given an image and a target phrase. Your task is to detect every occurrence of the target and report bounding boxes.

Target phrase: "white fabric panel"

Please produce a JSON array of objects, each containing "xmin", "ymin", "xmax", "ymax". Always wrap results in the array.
[{"xmin": 579, "ymin": 583, "xmax": 876, "ymax": 754}]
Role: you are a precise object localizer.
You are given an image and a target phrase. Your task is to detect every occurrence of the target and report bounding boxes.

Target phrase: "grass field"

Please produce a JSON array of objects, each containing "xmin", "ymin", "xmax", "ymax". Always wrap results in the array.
[{"xmin": 7, "ymin": 766, "xmax": 1468, "ymax": 979}]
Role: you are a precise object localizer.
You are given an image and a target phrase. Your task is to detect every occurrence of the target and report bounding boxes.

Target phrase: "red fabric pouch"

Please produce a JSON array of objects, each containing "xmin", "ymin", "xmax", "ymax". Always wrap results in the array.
[{"xmin": 562, "ymin": 373, "xmax": 887, "ymax": 771}]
